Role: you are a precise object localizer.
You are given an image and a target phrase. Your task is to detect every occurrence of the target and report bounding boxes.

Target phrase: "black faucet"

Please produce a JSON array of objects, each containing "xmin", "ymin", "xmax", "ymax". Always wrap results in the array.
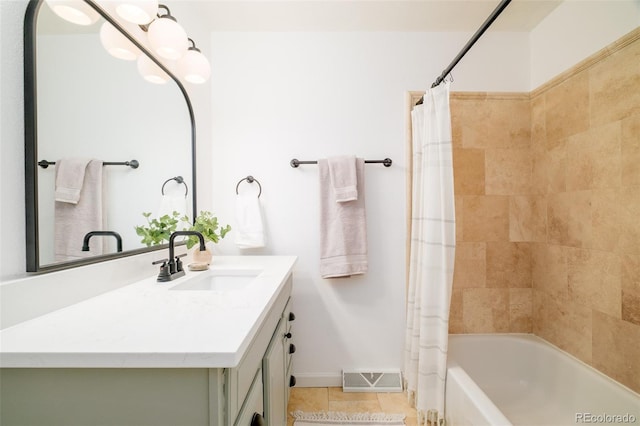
[
  {"xmin": 155, "ymin": 230, "xmax": 206, "ymax": 282},
  {"xmin": 82, "ymin": 231, "xmax": 123, "ymax": 253}
]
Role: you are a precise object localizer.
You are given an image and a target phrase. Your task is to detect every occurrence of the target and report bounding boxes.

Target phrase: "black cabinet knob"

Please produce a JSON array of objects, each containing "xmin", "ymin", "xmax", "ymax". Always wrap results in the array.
[
  {"xmin": 251, "ymin": 413, "xmax": 265, "ymax": 426},
  {"xmin": 284, "ymin": 332, "xmax": 292, "ymax": 339},
  {"xmin": 289, "ymin": 343, "xmax": 296, "ymax": 354},
  {"xmin": 289, "ymin": 375, "xmax": 297, "ymax": 387},
  {"xmin": 288, "ymin": 312, "xmax": 296, "ymax": 321}
]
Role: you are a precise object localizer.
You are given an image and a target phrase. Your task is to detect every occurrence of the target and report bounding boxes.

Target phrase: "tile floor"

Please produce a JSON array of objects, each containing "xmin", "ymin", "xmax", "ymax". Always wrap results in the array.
[{"xmin": 286, "ymin": 387, "xmax": 419, "ymax": 425}]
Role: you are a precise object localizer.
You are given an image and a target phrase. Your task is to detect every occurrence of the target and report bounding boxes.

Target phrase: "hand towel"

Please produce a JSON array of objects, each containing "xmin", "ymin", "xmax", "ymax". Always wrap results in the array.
[
  {"xmin": 157, "ymin": 194, "xmax": 188, "ymax": 219},
  {"xmin": 319, "ymin": 157, "xmax": 367, "ymax": 278},
  {"xmin": 54, "ymin": 160, "xmax": 104, "ymax": 261},
  {"xmin": 328, "ymin": 155, "xmax": 358, "ymax": 202},
  {"xmin": 235, "ymin": 193, "xmax": 266, "ymax": 249},
  {"xmin": 54, "ymin": 157, "xmax": 91, "ymax": 204}
]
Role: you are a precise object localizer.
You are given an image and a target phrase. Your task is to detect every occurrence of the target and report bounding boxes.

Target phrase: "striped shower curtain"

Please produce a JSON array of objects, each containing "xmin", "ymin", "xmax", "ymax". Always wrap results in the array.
[{"xmin": 404, "ymin": 82, "xmax": 456, "ymax": 424}]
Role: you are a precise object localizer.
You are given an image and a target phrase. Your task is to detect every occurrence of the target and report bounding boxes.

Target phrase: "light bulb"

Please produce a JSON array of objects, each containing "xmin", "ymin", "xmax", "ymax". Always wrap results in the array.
[
  {"xmin": 137, "ymin": 54, "xmax": 170, "ymax": 84},
  {"xmin": 178, "ymin": 48, "xmax": 211, "ymax": 84},
  {"xmin": 115, "ymin": 0, "xmax": 158, "ymax": 25},
  {"xmin": 45, "ymin": 0, "xmax": 100, "ymax": 26},
  {"xmin": 99, "ymin": 22, "xmax": 142, "ymax": 60},
  {"xmin": 147, "ymin": 16, "xmax": 188, "ymax": 60}
]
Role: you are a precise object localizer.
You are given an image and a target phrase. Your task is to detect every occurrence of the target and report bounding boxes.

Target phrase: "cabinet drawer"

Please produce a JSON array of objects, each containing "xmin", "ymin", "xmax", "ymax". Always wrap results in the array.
[
  {"xmin": 286, "ymin": 357, "xmax": 294, "ymax": 404},
  {"xmin": 283, "ymin": 299, "xmax": 294, "ymax": 333}
]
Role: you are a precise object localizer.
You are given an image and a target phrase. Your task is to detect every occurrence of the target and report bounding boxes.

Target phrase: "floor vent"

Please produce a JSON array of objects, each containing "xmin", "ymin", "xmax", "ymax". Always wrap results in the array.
[{"xmin": 342, "ymin": 370, "xmax": 403, "ymax": 393}]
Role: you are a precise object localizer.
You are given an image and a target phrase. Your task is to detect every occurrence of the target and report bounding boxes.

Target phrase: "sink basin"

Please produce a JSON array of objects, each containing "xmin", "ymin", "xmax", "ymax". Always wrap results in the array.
[{"xmin": 170, "ymin": 270, "xmax": 261, "ymax": 291}]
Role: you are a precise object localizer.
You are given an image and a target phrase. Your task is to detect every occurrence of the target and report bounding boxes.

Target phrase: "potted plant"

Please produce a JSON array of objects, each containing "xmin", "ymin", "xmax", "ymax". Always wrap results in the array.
[
  {"xmin": 183, "ymin": 211, "xmax": 231, "ymax": 264},
  {"xmin": 134, "ymin": 211, "xmax": 182, "ymax": 246}
]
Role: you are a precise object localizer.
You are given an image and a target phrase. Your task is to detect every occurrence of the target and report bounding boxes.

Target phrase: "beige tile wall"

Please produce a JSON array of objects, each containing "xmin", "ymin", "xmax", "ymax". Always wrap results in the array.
[
  {"xmin": 448, "ymin": 92, "xmax": 534, "ymax": 335},
  {"xmin": 530, "ymin": 29, "xmax": 640, "ymax": 393},
  {"xmin": 446, "ymin": 28, "xmax": 640, "ymax": 393}
]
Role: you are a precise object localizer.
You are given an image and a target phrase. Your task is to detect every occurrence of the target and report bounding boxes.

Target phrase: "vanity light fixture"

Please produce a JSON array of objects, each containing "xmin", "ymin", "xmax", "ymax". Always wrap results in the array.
[
  {"xmin": 94, "ymin": 1, "xmax": 211, "ymax": 84},
  {"xmin": 147, "ymin": 5, "xmax": 188, "ymax": 61},
  {"xmin": 177, "ymin": 39, "xmax": 211, "ymax": 84},
  {"xmin": 99, "ymin": 21, "xmax": 143, "ymax": 61},
  {"xmin": 44, "ymin": 0, "xmax": 100, "ymax": 26},
  {"xmin": 137, "ymin": 54, "xmax": 171, "ymax": 84},
  {"xmin": 114, "ymin": 0, "xmax": 159, "ymax": 25}
]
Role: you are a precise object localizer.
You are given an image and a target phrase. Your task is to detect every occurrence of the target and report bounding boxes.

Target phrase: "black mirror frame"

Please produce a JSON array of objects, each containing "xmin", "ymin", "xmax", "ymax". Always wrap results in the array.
[{"xmin": 24, "ymin": 0, "xmax": 197, "ymax": 273}]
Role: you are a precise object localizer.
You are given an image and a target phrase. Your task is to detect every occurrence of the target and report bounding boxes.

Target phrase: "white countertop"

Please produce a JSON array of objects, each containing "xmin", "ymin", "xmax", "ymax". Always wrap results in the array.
[{"xmin": 0, "ymin": 256, "xmax": 296, "ymax": 369}]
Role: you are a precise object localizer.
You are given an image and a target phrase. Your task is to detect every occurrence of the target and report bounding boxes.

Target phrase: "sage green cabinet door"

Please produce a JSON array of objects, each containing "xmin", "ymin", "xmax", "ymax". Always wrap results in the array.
[
  {"xmin": 234, "ymin": 368, "xmax": 264, "ymax": 426},
  {"xmin": 262, "ymin": 319, "xmax": 286, "ymax": 426}
]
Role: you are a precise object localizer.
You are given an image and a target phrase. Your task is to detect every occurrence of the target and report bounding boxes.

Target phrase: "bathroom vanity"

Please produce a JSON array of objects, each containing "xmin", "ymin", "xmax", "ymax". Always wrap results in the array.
[{"xmin": 0, "ymin": 256, "xmax": 296, "ymax": 426}]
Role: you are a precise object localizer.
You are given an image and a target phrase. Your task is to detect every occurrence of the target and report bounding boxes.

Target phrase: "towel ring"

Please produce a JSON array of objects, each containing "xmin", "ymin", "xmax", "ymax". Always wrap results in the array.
[
  {"xmin": 161, "ymin": 176, "xmax": 188, "ymax": 197},
  {"xmin": 236, "ymin": 175, "xmax": 262, "ymax": 198}
]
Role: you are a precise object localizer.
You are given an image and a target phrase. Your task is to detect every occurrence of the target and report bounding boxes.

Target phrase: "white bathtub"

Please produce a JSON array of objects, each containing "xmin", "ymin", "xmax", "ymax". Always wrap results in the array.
[{"xmin": 445, "ymin": 334, "xmax": 640, "ymax": 426}]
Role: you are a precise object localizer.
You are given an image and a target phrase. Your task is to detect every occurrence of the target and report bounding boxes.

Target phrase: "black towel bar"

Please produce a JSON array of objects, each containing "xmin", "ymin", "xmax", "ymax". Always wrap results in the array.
[
  {"xmin": 38, "ymin": 159, "xmax": 139, "ymax": 169},
  {"xmin": 290, "ymin": 158, "xmax": 392, "ymax": 168}
]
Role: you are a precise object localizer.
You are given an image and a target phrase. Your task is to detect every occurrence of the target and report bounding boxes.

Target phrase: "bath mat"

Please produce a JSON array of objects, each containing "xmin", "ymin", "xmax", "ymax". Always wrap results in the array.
[{"xmin": 291, "ymin": 411, "xmax": 405, "ymax": 425}]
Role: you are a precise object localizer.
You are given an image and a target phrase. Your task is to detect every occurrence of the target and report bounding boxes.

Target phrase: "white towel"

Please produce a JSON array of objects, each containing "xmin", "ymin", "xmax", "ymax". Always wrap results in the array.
[
  {"xmin": 157, "ymin": 194, "xmax": 188, "ymax": 219},
  {"xmin": 328, "ymin": 155, "xmax": 358, "ymax": 202},
  {"xmin": 54, "ymin": 158, "xmax": 91, "ymax": 204},
  {"xmin": 54, "ymin": 160, "xmax": 104, "ymax": 261},
  {"xmin": 319, "ymin": 157, "xmax": 367, "ymax": 278},
  {"xmin": 235, "ymin": 193, "xmax": 266, "ymax": 249}
]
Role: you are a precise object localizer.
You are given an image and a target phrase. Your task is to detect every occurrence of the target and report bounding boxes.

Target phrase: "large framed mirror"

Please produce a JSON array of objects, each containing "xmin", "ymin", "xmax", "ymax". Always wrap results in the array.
[{"xmin": 24, "ymin": 0, "xmax": 197, "ymax": 273}]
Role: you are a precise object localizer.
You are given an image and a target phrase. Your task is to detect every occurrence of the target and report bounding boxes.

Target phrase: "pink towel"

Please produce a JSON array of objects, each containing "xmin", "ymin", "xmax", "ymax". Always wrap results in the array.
[
  {"xmin": 54, "ymin": 160, "xmax": 104, "ymax": 261},
  {"xmin": 328, "ymin": 155, "xmax": 358, "ymax": 202},
  {"xmin": 318, "ymin": 157, "xmax": 368, "ymax": 278},
  {"xmin": 54, "ymin": 158, "xmax": 91, "ymax": 204}
]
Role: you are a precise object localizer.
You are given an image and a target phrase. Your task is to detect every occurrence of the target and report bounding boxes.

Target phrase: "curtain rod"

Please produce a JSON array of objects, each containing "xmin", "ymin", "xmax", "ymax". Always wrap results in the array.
[
  {"xmin": 417, "ymin": 0, "xmax": 512, "ymax": 105},
  {"xmin": 290, "ymin": 158, "xmax": 392, "ymax": 168}
]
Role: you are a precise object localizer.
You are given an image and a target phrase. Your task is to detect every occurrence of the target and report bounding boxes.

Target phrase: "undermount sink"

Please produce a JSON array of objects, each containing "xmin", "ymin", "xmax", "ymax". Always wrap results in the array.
[{"xmin": 170, "ymin": 269, "xmax": 261, "ymax": 292}]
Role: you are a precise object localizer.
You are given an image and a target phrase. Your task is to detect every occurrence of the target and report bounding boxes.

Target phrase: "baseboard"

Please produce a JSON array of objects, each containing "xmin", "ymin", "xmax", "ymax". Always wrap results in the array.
[{"xmin": 293, "ymin": 373, "xmax": 342, "ymax": 388}]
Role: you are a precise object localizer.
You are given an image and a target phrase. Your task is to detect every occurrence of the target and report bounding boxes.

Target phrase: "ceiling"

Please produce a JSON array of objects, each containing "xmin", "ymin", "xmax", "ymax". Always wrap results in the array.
[{"xmin": 191, "ymin": 0, "xmax": 564, "ymax": 32}]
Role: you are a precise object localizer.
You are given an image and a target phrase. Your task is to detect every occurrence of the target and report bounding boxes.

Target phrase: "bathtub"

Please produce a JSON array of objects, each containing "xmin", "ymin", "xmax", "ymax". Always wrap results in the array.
[{"xmin": 445, "ymin": 334, "xmax": 640, "ymax": 426}]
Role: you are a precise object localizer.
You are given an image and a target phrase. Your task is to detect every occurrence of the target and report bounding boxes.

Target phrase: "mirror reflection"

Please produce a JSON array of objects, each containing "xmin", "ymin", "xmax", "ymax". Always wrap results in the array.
[{"xmin": 28, "ymin": 1, "xmax": 194, "ymax": 271}]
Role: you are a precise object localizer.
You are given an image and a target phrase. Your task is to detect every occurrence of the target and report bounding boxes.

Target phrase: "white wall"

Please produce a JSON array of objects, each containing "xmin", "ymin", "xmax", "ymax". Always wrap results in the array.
[
  {"xmin": 208, "ymin": 30, "xmax": 529, "ymax": 384},
  {"xmin": 530, "ymin": 0, "xmax": 640, "ymax": 89},
  {"xmin": 0, "ymin": 0, "xmax": 28, "ymax": 280}
]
